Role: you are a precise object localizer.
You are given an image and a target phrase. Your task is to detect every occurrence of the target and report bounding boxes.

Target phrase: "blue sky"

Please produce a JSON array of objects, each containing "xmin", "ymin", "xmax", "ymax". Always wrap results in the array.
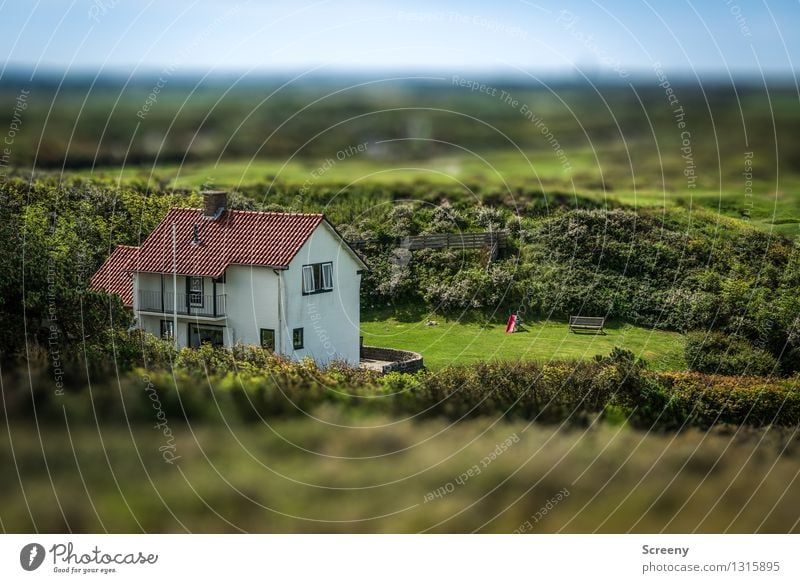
[{"xmin": 1, "ymin": 0, "xmax": 798, "ymax": 77}]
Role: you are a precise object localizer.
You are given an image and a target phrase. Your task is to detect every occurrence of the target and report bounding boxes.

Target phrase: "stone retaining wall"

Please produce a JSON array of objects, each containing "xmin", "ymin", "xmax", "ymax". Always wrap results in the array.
[{"xmin": 360, "ymin": 346, "xmax": 424, "ymax": 374}]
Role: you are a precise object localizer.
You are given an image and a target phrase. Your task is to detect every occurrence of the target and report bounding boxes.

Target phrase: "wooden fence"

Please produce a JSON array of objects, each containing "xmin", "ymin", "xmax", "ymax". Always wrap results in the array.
[
  {"xmin": 400, "ymin": 231, "xmax": 507, "ymax": 250},
  {"xmin": 349, "ymin": 231, "xmax": 507, "ymax": 252}
]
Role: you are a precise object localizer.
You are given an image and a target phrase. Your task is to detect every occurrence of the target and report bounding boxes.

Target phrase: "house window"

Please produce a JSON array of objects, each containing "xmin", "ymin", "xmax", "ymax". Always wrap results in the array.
[
  {"xmin": 160, "ymin": 320, "xmax": 174, "ymax": 340},
  {"xmin": 188, "ymin": 324, "xmax": 224, "ymax": 348},
  {"xmin": 292, "ymin": 327, "xmax": 304, "ymax": 350},
  {"xmin": 302, "ymin": 262, "xmax": 333, "ymax": 294},
  {"xmin": 260, "ymin": 329, "xmax": 275, "ymax": 351},
  {"xmin": 188, "ymin": 276, "xmax": 204, "ymax": 307},
  {"xmin": 321, "ymin": 262, "xmax": 333, "ymax": 290}
]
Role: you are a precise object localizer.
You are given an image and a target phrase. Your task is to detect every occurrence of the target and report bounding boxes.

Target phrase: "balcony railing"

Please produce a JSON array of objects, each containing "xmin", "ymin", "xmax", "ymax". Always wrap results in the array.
[{"xmin": 138, "ymin": 290, "xmax": 226, "ymax": 318}]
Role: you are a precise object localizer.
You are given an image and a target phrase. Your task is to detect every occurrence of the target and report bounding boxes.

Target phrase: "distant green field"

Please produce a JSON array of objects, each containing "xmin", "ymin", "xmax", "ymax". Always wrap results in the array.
[
  {"xmin": 70, "ymin": 150, "xmax": 800, "ymax": 236},
  {"xmin": 75, "ymin": 149, "xmax": 589, "ymax": 187},
  {"xmin": 361, "ymin": 308, "xmax": 686, "ymax": 371}
]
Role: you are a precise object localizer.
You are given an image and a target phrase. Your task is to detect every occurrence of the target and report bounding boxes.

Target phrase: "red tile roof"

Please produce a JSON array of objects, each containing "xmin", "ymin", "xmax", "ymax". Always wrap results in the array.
[
  {"xmin": 134, "ymin": 208, "xmax": 323, "ymax": 277},
  {"xmin": 90, "ymin": 209, "xmax": 354, "ymax": 305},
  {"xmin": 90, "ymin": 244, "xmax": 138, "ymax": 307},
  {"xmin": 133, "ymin": 208, "xmax": 324, "ymax": 277}
]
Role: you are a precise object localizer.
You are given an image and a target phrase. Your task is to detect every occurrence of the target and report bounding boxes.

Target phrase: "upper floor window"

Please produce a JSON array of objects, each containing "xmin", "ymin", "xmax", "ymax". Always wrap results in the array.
[
  {"xmin": 302, "ymin": 262, "xmax": 333, "ymax": 294},
  {"xmin": 188, "ymin": 276, "xmax": 204, "ymax": 306}
]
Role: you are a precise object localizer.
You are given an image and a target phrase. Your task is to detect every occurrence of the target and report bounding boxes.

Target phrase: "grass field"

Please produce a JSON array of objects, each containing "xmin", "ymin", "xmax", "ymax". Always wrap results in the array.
[
  {"xmin": 3, "ymin": 418, "xmax": 797, "ymax": 533},
  {"xmin": 361, "ymin": 308, "xmax": 686, "ymax": 371},
  {"xmin": 67, "ymin": 150, "xmax": 800, "ymax": 237},
  {"xmin": 72, "ymin": 148, "xmax": 597, "ymax": 187}
]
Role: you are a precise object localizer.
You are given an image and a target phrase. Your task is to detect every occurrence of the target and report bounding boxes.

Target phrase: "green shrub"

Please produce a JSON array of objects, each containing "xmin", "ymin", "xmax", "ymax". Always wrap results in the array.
[
  {"xmin": 4, "ymin": 342, "xmax": 798, "ymax": 429},
  {"xmin": 660, "ymin": 371, "xmax": 800, "ymax": 427},
  {"xmin": 685, "ymin": 332, "xmax": 779, "ymax": 376}
]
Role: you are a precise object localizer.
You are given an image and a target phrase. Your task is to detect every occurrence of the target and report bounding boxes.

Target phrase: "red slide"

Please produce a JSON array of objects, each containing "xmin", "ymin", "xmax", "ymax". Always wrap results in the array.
[{"xmin": 505, "ymin": 314, "xmax": 517, "ymax": 334}]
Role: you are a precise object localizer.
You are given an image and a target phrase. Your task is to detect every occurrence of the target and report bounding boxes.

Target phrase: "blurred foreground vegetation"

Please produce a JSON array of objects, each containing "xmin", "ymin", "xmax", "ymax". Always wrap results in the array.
[{"xmin": 2, "ymin": 415, "xmax": 798, "ymax": 533}]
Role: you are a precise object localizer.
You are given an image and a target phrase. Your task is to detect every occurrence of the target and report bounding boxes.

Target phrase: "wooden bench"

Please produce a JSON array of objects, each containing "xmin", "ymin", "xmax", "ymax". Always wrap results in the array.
[{"xmin": 569, "ymin": 316, "xmax": 606, "ymax": 333}]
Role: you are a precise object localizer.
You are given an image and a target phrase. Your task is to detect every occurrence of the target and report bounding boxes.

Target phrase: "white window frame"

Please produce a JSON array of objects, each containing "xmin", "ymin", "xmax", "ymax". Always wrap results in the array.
[
  {"xmin": 302, "ymin": 262, "xmax": 334, "ymax": 294},
  {"xmin": 188, "ymin": 276, "xmax": 204, "ymax": 307},
  {"xmin": 302, "ymin": 265, "xmax": 315, "ymax": 294},
  {"xmin": 321, "ymin": 262, "xmax": 333, "ymax": 290}
]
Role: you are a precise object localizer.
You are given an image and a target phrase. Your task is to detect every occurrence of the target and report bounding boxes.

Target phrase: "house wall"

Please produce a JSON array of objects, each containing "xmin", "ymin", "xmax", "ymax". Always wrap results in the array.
[
  {"xmin": 284, "ymin": 223, "xmax": 363, "ymax": 365},
  {"xmin": 139, "ymin": 313, "xmax": 161, "ymax": 338},
  {"xmin": 136, "ymin": 272, "xmax": 162, "ymax": 301},
  {"xmin": 223, "ymin": 265, "xmax": 280, "ymax": 347}
]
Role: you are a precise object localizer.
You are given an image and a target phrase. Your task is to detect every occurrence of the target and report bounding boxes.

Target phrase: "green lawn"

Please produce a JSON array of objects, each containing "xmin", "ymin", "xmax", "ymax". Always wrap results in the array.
[{"xmin": 361, "ymin": 308, "xmax": 686, "ymax": 371}]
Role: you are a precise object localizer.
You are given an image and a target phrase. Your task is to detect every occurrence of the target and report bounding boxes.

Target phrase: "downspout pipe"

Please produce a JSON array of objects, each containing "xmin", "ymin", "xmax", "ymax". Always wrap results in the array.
[{"xmin": 273, "ymin": 268, "xmax": 285, "ymax": 355}]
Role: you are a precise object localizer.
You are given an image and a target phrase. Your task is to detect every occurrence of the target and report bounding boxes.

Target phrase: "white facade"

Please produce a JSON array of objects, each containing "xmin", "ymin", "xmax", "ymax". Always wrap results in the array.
[{"xmin": 132, "ymin": 221, "xmax": 364, "ymax": 366}]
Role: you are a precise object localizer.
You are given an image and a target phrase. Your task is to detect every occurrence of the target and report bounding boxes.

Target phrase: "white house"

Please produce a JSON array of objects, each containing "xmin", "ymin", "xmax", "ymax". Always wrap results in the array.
[{"xmin": 91, "ymin": 191, "xmax": 367, "ymax": 365}]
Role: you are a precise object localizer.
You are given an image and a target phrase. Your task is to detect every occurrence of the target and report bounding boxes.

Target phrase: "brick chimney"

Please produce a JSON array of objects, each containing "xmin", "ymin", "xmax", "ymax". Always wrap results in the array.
[{"xmin": 202, "ymin": 190, "xmax": 227, "ymax": 219}]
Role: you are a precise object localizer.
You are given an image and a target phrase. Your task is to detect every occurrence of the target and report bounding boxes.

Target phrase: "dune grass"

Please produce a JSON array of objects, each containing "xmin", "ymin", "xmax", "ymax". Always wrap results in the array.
[
  {"xmin": 361, "ymin": 307, "xmax": 686, "ymax": 371},
  {"xmin": 3, "ymin": 418, "xmax": 797, "ymax": 533}
]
